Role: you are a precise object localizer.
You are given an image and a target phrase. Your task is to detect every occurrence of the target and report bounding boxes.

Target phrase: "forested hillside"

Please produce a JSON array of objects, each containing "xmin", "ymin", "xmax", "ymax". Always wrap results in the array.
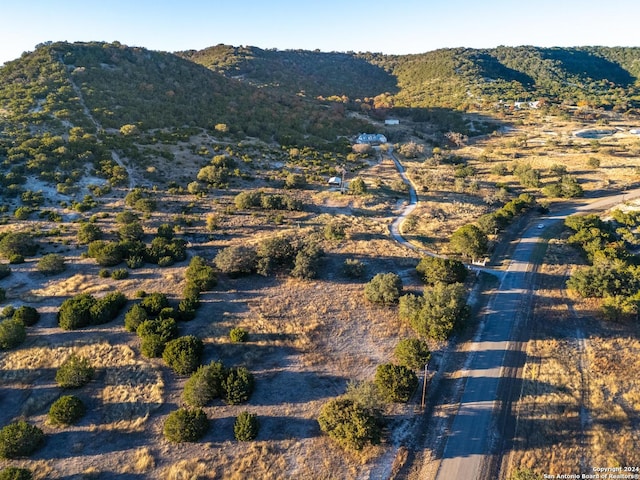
[
  {"xmin": 183, "ymin": 45, "xmax": 640, "ymax": 111},
  {"xmin": 177, "ymin": 44, "xmax": 398, "ymax": 99},
  {"xmin": 0, "ymin": 41, "xmax": 369, "ymax": 143}
]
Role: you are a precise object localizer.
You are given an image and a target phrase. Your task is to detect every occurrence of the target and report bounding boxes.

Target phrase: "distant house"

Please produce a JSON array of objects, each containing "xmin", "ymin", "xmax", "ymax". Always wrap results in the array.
[
  {"xmin": 328, "ymin": 176, "xmax": 342, "ymax": 186},
  {"xmin": 385, "ymin": 119, "xmax": 400, "ymax": 125},
  {"xmin": 513, "ymin": 101, "xmax": 541, "ymax": 110},
  {"xmin": 356, "ymin": 133, "xmax": 387, "ymax": 144},
  {"xmin": 630, "ymin": 129, "xmax": 640, "ymax": 135}
]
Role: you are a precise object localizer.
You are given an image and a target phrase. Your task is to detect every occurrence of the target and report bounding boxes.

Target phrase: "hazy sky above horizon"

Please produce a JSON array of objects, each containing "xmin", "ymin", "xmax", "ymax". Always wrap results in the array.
[{"xmin": 2, "ymin": 0, "xmax": 639, "ymax": 65}]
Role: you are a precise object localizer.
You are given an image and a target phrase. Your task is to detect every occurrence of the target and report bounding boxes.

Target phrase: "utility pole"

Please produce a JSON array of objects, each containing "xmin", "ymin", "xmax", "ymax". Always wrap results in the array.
[
  {"xmin": 421, "ymin": 361, "xmax": 429, "ymax": 410},
  {"xmin": 339, "ymin": 165, "xmax": 346, "ymax": 194}
]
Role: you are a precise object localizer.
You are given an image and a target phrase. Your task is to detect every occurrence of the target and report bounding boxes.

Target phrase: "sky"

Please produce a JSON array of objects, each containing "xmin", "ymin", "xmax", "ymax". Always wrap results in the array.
[{"xmin": 2, "ymin": 0, "xmax": 640, "ymax": 65}]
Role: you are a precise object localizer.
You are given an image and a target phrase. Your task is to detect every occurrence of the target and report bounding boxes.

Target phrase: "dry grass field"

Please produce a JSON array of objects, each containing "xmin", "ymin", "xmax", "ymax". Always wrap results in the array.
[
  {"xmin": 505, "ymin": 233, "xmax": 640, "ymax": 478},
  {"xmin": 2, "ymin": 107, "xmax": 640, "ymax": 478}
]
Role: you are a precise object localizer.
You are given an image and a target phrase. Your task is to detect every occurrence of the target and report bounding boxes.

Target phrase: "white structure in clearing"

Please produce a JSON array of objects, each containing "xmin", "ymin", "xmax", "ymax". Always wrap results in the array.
[{"xmin": 356, "ymin": 133, "xmax": 387, "ymax": 144}]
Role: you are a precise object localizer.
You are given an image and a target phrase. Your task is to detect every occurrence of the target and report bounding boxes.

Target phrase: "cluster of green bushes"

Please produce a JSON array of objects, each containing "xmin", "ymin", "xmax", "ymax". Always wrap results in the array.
[
  {"xmin": 364, "ymin": 272, "xmax": 403, "ymax": 305},
  {"xmin": 36, "ymin": 253, "xmax": 66, "ymax": 275},
  {"xmin": 125, "ymin": 290, "xmax": 206, "ymax": 372},
  {"xmin": 0, "ymin": 306, "xmax": 39, "ymax": 350},
  {"xmin": 178, "ymin": 256, "xmax": 217, "ymax": 321},
  {"xmin": 46, "ymin": 354, "xmax": 92, "ymax": 428},
  {"xmin": 0, "ymin": 232, "xmax": 38, "ymax": 263},
  {"xmin": 318, "ymin": 336, "xmax": 431, "ymax": 451},
  {"xmin": 364, "ymin": 268, "xmax": 468, "ymax": 340},
  {"xmin": 182, "ymin": 361, "xmax": 255, "ymax": 406},
  {"xmin": 542, "ymin": 174, "xmax": 584, "ymax": 198},
  {"xmin": 214, "ymin": 234, "xmax": 323, "ymax": 279},
  {"xmin": 234, "ymin": 190, "xmax": 303, "ymax": 211},
  {"xmin": 124, "ymin": 188, "xmax": 156, "ymax": 213},
  {"xmin": 512, "ymin": 162, "xmax": 541, "ymax": 188},
  {"xmin": 55, "ymin": 354, "xmax": 94, "ymax": 388},
  {"xmin": 163, "ymin": 361, "xmax": 257, "ymax": 443},
  {"xmin": 565, "ymin": 212, "xmax": 640, "ymax": 320},
  {"xmin": 476, "ymin": 193, "xmax": 536, "ymax": 236},
  {"xmin": 400, "ymin": 282, "xmax": 468, "ymax": 340},
  {"xmin": 416, "ymin": 256, "xmax": 467, "ymax": 285},
  {"xmin": 0, "ymin": 421, "xmax": 44, "ymax": 459},
  {"xmin": 138, "ymin": 317, "xmax": 178, "ymax": 358},
  {"xmin": 125, "ymin": 292, "xmax": 175, "ymax": 356},
  {"xmin": 196, "ymin": 155, "xmax": 241, "ymax": 188},
  {"xmin": 83, "ymin": 218, "xmax": 186, "ymax": 269},
  {"xmin": 164, "ymin": 395, "xmax": 256, "ymax": 444},
  {"xmin": 86, "ymin": 236, "xmax": 186, "ymax": 268},
  {"xmin": 57, "ymin": 291, "xmax": 127, "ymax": 330}
]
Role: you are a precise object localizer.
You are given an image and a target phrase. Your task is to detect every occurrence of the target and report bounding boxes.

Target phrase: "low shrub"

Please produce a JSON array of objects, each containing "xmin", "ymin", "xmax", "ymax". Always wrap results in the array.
[
  {"xmin": 157, "ymin": 256, "xmax": 174, "ymax": 267},
  {"xmin": 12, "ymin": 306, "xmax": 40, "ymax": 326},
  {"xmin": 185, "ymin": 256, "xmax": 217, "ymax": 291},
  {"xmin": 163, "ymin": 408, "xmax": 209, "ymax": 443},
  {"xmin": 374, "ymin": 363, "xmax": 418, "ymax": 403},
  {"xmin": 224, "ymin": 366, "xmax": 254, "ymax": 405},
  {"xmin": 140, "ymin": 334, "xmax": 167, "ymax": 358},
  {"xmin": 214, "ymin": 245, "xmax": 257, "ymax": 277},
  {"xmin": 57, "ymin": 294, "xmax": 95, "ymax": 330},
  {"xmin": 55, "ymin": 354, "xmax": 94, "ymax": 388},
  {"xmin": 8, "ymin": 255, "xmax": 24, "ymax": 265},
  {"xmin": 89, "ymin": 291, "xmax": 127, "ymax": 325},
  {"xmin": 343, "ymin": 258, "xmax": 365, "ymax": 279},
  {"xmin": 0, "ymin": 319, "xmax": 26, "ymax": 350},
  {"xmin": 317, "ymin": 398, "xmax": 381, "ymax": 450},
  {"xmin": 136, "ymin": 318, "xmax": 177, "ymax": 341},
  {"xmin": 394, "ymin": 338, "xmax": 431, "ymax": 371},
  {"xmin": 229, "ymin": 327, "xmax": 248, "ymax": 343},
  {"xmin": 162, "ymin": 336, "xmax": 203, "ymax": 375},
  {"xmin": 324, "ymin": 220, "xmax": 346, "ymax": 241},
  {"xmin": 158, "ymin": 307, "xmax": 176, "ymax": 320},
  {"xmin": 111, "ymin": 268, "xmax": 129, "ymax": 280},
  {"xmin": 48, "ymin": 395, "xmax": 86, "ymax": 426},
  {"xmin": 0, "ymin": 467, "xmax": 33, "ymax": 480},
  {"xmin": 0, "ymin": 421, "xmax": 44, "ymax": 459},
  {"xmin": 36, "ymin": 253, "xmax": 66, "ymax": 275},
  {"xmin": 124, "ymin": 304, "xmax": 148, "ymax": 332},
  {"xmin": 0, "ymin": 264, "xmax": 10, "ymax": 280},
  {"xmin": 87, "ymin": 240, "xmax": 123, "ymax": 266},
  {"xmin": 0, "ymin": 232, "xmax": 38, "ymax": 260},
  {"xmin": 234, "ymin": 411, "xmax": 259, "ymax": 441},
  {"xmin": 364, "ymin": 273, "xmax": 403, "ymax": 305},
  {"xmin": 139, "ymin": 292, "xmax": 169, "ymax": 316},
  {"xmin": 182, "ymin": 361, "xmax": 227, "ymax": 407}
]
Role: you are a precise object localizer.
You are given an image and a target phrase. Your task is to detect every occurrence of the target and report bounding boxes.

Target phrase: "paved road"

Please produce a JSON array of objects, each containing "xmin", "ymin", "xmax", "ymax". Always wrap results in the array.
[
  {"xmin": 434, "ymin": 225, "xmax": 538, "ymax": 479},
  {"xmin": 385, "ymin": 150, "xmax": 640, "ymax": 479},
  {"xmin": 433, "ymin": 188, "xmax": 640, "ymax": 479}
]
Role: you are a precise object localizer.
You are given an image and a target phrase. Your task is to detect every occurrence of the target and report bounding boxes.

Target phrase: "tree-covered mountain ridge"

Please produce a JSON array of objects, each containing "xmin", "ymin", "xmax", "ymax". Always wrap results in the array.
[
  {"xmin": 0, "ymin": 41, "xmax": 368, "ymax": 143},
  {"xmin": 180, "ymin": 44, "xmax": 640, "ymax": 110},
  {"xmin": 2, "ymin": 41, "xmax": 640, "ymax": 143}
]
